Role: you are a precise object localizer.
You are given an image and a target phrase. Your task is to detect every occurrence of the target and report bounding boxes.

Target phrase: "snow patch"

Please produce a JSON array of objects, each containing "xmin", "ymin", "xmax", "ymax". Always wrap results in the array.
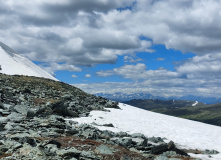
[
  {"xmin": 192, "ymin": 101, "xmax": 198, "ymax": 106},
  {"xmin": 0, "ymin": 42, "xmax": 57, "ymax": 81},
  {"xmin": 70, "ymin": 103, "xmax": 221, "ymax": 160}
]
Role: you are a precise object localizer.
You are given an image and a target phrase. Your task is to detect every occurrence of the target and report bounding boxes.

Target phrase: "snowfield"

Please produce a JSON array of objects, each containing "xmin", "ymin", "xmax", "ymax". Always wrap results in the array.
[
  {"xmin": 71, "ymin": 103, "xmax": 221, "ymax": 160},
  {"xmin": 0, "ymin": 42, "xmax": 57, "ymax": 81}
]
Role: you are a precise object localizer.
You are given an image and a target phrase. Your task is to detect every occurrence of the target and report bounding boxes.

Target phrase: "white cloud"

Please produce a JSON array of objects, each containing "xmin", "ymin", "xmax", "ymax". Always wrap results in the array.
[
  {"xmin": 176, "ymin": 53, "xmax": 221, "ymax": 79},
  {"xmin": 85, "ymin": 74, "xmax": 92, "ymax": 78},
  {"xmin": 124, "ymin": 55, "xmax": 143, "ymax": 63},
  {"xmin": 156, "ymin": 58, "xmax": 165, "ymax": 61},
  {"xmin": 92, "ymin": 52, "xmax": 221, "ymax": 98},
  {"xmin": 72, "ymin": 74, "xmax": 78, "ymax": 78},
  {"xmin": 41, "ymin": 62, "xmax": 82, "ymax": 75},
  {"xmin": 73, "ymin": 80, "xmax": 221, "ymax": 98},
  {"xmin": 2, "ymin": 0, "xmax": 221, "ymax": 72},
  {"xmin": 97, "ymin": 63, "xmax": 179, "ymax": 80}
]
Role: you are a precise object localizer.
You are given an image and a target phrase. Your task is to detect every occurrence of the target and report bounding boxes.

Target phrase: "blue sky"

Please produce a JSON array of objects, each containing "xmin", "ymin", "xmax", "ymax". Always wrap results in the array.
[
  {"xmin": 1, "ymin": 0, "xmax": 221, "ymax": 98},
  {"xmin": 52, "ymin": 44, "xmax": 195, "ymax": 84}
]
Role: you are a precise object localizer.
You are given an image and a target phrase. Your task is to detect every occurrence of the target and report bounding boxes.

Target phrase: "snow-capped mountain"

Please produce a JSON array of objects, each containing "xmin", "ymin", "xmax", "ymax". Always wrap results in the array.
[
  {"xmin": 0, "ymin": 42, "xmax": 57, "ymax": 81},
  {"xmin": 96, "ymin": 92, "xmax": 221, "ymax": 104}
]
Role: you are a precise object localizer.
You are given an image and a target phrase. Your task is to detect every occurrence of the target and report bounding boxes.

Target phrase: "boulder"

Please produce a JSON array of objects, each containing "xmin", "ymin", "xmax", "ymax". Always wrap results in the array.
[
  {"xmin": 57, "ymin": 148, "xmax": 81, "ymax": 159},
  {"xmin": 0, "ymin": 101, "xmax": 4, "ymax": 109},
  {"xmin": 14, "ymin": 105, "xmax": 29, "ymax": 115},
  {"xmin": 117, "ymin": 138, "xmax": 132, "ymax": 147},
  {"xmin": 95, "ymin": 144, "xmax": 114, "ymax": 155}
]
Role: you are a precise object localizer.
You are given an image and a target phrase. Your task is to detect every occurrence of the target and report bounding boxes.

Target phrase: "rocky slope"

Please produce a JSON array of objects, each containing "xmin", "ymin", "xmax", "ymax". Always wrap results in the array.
[{"xmin": 0, "ymin": 73, "xmax": 218, "ymax": 159}]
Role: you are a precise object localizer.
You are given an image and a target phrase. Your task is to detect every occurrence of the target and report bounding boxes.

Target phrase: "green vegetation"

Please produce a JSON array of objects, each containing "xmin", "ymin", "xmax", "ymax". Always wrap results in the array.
[{"xmin": 124, "ymin": 99, "xmax": 221, "ymax": 127}]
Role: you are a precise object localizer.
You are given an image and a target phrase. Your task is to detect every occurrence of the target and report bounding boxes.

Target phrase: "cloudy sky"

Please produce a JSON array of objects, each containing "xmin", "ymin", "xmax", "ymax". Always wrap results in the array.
[{"xmin": 1, "ymin": 0, "xmax": 221, "ymax": 98}]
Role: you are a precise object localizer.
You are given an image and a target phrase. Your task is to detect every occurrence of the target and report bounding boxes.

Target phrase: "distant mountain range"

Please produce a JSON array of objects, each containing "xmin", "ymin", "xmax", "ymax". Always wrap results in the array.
[{"xmin": 95, "ymin": 92, "xmax": 221, "ymax": 104}]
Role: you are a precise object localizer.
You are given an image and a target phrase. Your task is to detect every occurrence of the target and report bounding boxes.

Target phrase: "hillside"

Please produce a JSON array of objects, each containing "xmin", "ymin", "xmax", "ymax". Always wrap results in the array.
[
  {"xmin": 123, "ymin": 99, "xmax": 221, "ymax": 127},
  {"xmin": 1, "ymin": 73, "xmax": 214, "ymax": 159}
]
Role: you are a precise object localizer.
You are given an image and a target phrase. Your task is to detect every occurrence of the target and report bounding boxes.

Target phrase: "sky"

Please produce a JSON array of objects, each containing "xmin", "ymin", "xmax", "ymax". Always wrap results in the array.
[{"xmin": 1, "ymin": 0, "xmax": 221, "ymax": 98}]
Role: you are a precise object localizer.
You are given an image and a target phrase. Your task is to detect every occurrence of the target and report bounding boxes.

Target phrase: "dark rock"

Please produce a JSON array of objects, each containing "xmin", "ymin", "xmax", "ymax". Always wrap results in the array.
[
  {"xmin": 103, "ymin": 123, "xmax": 114, "ymax": 127},
  {"xmin": 151, "ymin": 141, "xmax": 189, "ymax": 156},
  {"xmin": 136, "ymin": 138, "xmax": 148, "ymax": 147},
  {"xmin": 131, "ymin": 133, "xmax": 145, "ymax": 138},
  {"xmin": 148, "ymin": 137, "xmax": 164, "ymax": 143},
  {"xmin": 57, "ymin": 148, "xmax": 81, "ymax": 159},
  {"xmin": 116, "ymin": 132, "xmax": 129, "ymax": 138},
  {"xmin": 0, "ymin": 101, "xmax": 4, "ymax": 109},
  {"xmin": 204, "ymin": 149, "xmax": 219, "ymax": 155},
  {"xmin": 116, "ymin": 138, "xmax": 132, "ymax": 147},
  {"xmin": 151, "ymin": 144, "xmax": 168, "ymax": 154},
  {"xmin": 47, "ymin": 139, "xmax": 61, "ymax": 148},
  {"xmin": 27, "ymin": 108, "xmax": 38, "ymax": 117}
]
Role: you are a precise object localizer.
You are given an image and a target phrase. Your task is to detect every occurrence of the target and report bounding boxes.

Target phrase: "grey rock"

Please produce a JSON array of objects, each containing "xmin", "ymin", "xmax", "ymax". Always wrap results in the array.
[
  {"xmin": 149, "ymin": 137, "xmax": 164, "ymax": 143},
  {"xmin": 4, "ymin": 122, "xmax": 13, "ymax": 130},
  {"xmin": 116, "ymin": 131, "xmax": 129, "ymax": 138},
  {"xmin": 155, "ymin": 155, "xmax": 181, "ymax": 160},
  {"xmin": 204, "ymin": 149, "xmax": 219, "ymax": 155},
  {"xmin": 118, "ymin": 138, "xmax": 132, "ymax": 147},
  {"xmin": 131, "ymin": 133, "xmax": 145, "ymax": 138},
  {"xmin": 14, "ymin": 105, "xmax": 28, "ymax": 115},
  {"xmin": 95, "ymin": 144, "xmax": 114, "ymax": 155},
  {"xmin": 0, "ymin": 101, "xmax": 4, "ymax": 109},
  {"xmin": 7, "ymin": 112, "xmax": 25, "ymax": 121},
  {"xmin": 18, "ymin": 143, "xmax": 47, "ymax": 159},
  {"xmin": 57, "ymin": 148, "xmax": 81, "ymax": 159},
  {"xmin": 1, "ymin": 140, "xmax": 23, "ymax": 152},
  {"xmin": 135, "ymin": 138, "xmax": 148, "ymax": 147},
  {"xmin": 80, "ymin": 151, "xmax": 96, "ymax": 159},
  {"xmin": 44, "ymin": 144, "xmax": 58, "ymax": 156},
  {"xmin": 27, "ymin": 108, "xmax": 38, "ymax": 117}
]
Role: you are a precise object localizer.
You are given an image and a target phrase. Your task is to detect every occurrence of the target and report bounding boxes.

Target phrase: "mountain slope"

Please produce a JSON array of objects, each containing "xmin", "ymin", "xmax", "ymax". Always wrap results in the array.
[
  {"xmin": 0, "ymin": 74, "xmax": 220, "ymax": 159},
  {"xmin": 0, "ymin": 74, "xmax": 198, "ymax": 159},
  {"xmin": 0, "ymin": 42, "xmax": 57, "ymax": 81}
]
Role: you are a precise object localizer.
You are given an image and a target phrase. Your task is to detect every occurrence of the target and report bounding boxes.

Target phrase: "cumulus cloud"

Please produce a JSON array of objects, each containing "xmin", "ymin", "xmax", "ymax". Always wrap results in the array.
[
  {"xmin": 41, "ymin": 62, "xmax": 81, "ymax": 75},
  {"xmin": 74, "ymin": 79, "xmax": 221, "ymax": 98},
  {"xmin": 72, "ymin": 75, "xmax": 78, "ymax": 78},
  {"xmin": 2, "ymin": 0, "xmax": 221, "ymax": 72},
  {"xmin": 91, "ymin": 52, "xmax": 221, "ymax": 98},
  {"xmin": 176, "ymin": 53, "xmax": 221, "ymax": 79},
  {"xmin": 97, "ymin": 63, "xmax": 179, "ymax": 80},
  {"xmin": 85, "ymin": 74, "xmax": 92, "ymax": 78},
  {"xmin": 124, "ymin": 55, "xmax": 143, "ymax": 63}
]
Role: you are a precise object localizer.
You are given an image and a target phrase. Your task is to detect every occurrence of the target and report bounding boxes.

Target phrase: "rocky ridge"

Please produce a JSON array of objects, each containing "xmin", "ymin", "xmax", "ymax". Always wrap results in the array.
[{"xmin": 0, "ymin": 73, "xmax": 218, "ymax": 159}]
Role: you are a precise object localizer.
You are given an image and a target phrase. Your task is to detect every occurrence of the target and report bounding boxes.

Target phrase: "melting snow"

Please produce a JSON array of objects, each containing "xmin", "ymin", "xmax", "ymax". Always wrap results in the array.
[{"xmin": 70, "ymin": 103, "xmax": 221, "ymax": 160}]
